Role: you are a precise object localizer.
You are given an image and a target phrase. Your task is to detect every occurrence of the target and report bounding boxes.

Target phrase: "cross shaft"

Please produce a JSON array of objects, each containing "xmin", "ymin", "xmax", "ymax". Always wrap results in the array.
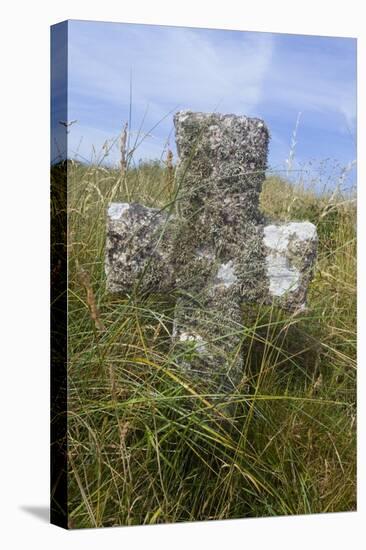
[{"xmin": 105, "ymin": 111, "xmax": 317, "ymax": 389}]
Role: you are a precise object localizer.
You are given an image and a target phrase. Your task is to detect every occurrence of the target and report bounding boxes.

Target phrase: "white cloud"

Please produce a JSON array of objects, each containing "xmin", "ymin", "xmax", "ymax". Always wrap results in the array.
[
  {"xmin": 260, "ymin": 41, "xmax": 356, "ymax": 132},
  {"xmin": 68, "ymin": 23, "xmax": 274, "ymax": 112},
  {"xmin": 66, "ymin": 22, "xmax": 274, "ymax": 163},
  {"xmin": 63, "ymin": 22, "xmax": 356, "ymax": 169}
]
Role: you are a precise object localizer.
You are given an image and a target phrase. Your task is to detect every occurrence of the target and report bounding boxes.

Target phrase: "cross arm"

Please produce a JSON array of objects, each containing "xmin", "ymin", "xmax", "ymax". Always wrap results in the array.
[
  {"xmin": 262, "ymin": 221, "xmax": 318, "ymax": 310},
  {"xmin": 106, "ymin": 202, "xmax": 317, "ymax": 310},
  {"xmin": 105, "ymin": 202, "xmax": 174, "ymax": 294}
]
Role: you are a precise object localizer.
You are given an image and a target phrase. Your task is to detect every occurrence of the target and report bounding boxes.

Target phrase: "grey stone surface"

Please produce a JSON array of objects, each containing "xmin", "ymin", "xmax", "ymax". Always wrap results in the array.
[
  {"xmin": 105, "ymin": 202, "xmax": 174, "ymax": 293},
  {"xmin": 105, "ymin": 111, "xmax": 318, "ymax": 391}
]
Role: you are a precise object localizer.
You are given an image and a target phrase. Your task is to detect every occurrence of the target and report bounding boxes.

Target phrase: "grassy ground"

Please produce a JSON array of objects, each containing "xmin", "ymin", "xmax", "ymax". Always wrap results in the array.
[{"xmin": 65, "ymin": 158, "xmax": 356, "ymax": 528}]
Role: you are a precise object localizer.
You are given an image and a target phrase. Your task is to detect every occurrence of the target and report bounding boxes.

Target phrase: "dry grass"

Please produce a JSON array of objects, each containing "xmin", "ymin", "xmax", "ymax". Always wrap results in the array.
[{"xmin": 63, "ymin": 157, "xmax": 356, "ymax": 528}]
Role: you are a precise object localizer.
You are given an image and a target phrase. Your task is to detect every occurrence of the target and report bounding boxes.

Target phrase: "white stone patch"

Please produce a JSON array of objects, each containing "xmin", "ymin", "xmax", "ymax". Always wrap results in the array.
[
  {"xmin": 108, "ymin": 202, "xmax": 130, "ymax": 220},
  {"xmin": 263, "ymin": 222, "xmax": 316, "ymax": 297},
  {"xmin": 179, "ymin": 332, "xmax": 206, "ymax": 354},
  {"xmin": 216, "ymin": 260, "xmax": 237, "ymax": 288},
  {"xmin": 263, "ymin": 222, "xmax": 316, "ymax": 251},
  {"xmin": 265, "ymin": 255, "xmax": 300, "ymax": 296}
]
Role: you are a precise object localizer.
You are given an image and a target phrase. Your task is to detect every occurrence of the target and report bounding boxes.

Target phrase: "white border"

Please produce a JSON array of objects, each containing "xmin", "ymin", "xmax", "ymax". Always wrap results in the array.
[{"xmin": 1, "ymin": 1, "xmax": 364, "ymax": 548}]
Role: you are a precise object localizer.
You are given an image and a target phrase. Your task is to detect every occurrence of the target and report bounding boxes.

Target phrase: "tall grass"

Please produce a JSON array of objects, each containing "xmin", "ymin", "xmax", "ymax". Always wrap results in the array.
[{"xmin": 65, "ymin": 156, "xmax": 356, "ymax": 528}]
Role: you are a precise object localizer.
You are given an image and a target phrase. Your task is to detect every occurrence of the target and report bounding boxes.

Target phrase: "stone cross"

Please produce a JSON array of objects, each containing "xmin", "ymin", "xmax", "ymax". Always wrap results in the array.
[{"xmin": 105, "ymin": 111, "xmax": 317, "ymax": 392}]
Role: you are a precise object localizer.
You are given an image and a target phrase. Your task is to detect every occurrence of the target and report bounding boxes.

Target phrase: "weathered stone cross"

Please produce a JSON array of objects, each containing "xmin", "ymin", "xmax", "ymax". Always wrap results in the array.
[{"xmin": 105, "ymin": 111, "xmax": 317, "ymax": 391}]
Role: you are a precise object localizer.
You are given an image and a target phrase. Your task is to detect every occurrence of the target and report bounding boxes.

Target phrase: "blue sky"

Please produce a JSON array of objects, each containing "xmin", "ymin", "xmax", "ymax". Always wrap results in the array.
[{"xmin": 52, "ymin": 20, "xmax": 357, "ymax": 187}]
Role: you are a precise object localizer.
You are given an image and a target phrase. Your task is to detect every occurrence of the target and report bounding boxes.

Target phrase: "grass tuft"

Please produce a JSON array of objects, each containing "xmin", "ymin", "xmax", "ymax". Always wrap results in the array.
[{"xmin": 65, "ymin": 159, "xmax": 356, "ymax": 528}]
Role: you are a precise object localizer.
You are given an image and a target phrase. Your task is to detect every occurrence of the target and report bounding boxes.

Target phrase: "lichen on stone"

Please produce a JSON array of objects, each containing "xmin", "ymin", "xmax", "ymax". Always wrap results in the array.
[{"xmin": 105, "ymin": 111, "xmax": 318, "ymax": 390}]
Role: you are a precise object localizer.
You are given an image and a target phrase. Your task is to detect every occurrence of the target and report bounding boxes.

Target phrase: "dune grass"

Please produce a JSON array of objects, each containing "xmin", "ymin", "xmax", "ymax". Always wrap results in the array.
[{"xmin": 65, "ymin": 158, "xmax": 356, "ymax": 528}]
